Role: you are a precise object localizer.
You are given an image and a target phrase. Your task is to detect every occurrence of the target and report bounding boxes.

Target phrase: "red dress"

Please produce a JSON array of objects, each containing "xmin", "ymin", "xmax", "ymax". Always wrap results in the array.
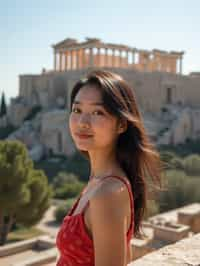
[{"xmin": 56, "ymin": 175, "xmax": 134, "ymax": 266}]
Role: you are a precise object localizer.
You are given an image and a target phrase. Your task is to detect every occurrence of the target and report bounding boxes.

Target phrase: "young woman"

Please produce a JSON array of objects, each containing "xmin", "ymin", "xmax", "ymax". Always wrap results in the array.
[{"xmin": 56, "ymin": 70, "xmax": 163, "ymax": 266}]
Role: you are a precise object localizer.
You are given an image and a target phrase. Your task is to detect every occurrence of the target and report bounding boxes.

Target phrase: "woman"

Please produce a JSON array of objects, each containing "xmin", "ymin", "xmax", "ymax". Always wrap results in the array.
[{"xmin": 56, "ymin": 70, "xmax": 163, "ymax": 266}]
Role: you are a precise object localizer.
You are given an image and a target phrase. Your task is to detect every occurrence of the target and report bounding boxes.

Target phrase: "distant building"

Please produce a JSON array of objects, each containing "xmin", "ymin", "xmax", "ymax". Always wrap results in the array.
[{"xmin": 52, "ymin": 37, "xmax": 184, "ymax": 74}]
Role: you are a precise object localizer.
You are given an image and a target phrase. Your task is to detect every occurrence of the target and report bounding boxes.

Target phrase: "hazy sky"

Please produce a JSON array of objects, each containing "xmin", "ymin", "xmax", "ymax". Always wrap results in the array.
[{"xmin": 0, "ymin": 0, "xmax": 199, "ymax": 103}]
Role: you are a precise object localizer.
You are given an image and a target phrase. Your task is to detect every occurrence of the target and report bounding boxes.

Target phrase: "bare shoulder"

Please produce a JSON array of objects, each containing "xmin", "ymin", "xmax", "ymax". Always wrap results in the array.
[
  {"xmin": 98, "ymin": 175, "xmax": 130, "ymax": 197},
  {"xmin": 89, "ymin": 175, "xmax": 130, "ymax": 223},
  {"xmin": 89, "ymin": 176, "xmax": 130, "ymax": 265}
]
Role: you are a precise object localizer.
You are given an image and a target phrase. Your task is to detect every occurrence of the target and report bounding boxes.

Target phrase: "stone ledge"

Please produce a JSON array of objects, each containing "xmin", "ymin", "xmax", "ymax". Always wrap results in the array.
[
  {"xmin": 12, "ymin": 247, "xmax": 58, "ymax": 266},
  {"xmin": 0, "ymin": 235, "xmax": 55, "ymax": 257},
  {"xmin": 129, "ymin": 233, "xmax": 200, "ymax": 266}
]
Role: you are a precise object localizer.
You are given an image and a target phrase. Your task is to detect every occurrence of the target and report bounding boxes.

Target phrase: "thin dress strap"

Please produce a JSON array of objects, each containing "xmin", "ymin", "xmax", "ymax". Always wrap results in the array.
[
  {"xmin": 68, "ymin": 184, "xmax": 88, "ymax": 216},
  {"xmin": 81, "ymin": 175, "xmax": 134, "ymax": 225}
]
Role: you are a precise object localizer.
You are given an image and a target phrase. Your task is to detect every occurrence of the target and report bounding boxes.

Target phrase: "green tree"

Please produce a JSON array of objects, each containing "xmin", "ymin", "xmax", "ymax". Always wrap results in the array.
[
  {"xmin": 0, "ymin": 140, "xmax": 53, "ymax": 245},
  {"xmin": 54, "ymin": 182, "xmax": 85, "ymax": 199},
  {"xmin": 183, "ymin": 154, "xmax": 200, "ymax": 176},
  {"xmin": 158, "ymin": 169, "xmax": 200, "ymax": 212},
  {"xmin": 0, "ymin": 92, "xmax": 7, "ymax": 117},
  {"xmin": 54, "ymin": 198, "xmax": 76, "ymax": 223},
  {"xmin": 52, "ymin": 172, "xmax": 79, "ymax": 189}
]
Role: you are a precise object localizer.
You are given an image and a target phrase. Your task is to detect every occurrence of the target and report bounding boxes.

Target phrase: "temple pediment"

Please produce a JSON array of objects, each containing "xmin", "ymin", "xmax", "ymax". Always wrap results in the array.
[{"xmin": 52, "ymin": 38, "xmax": 78, "ymax": 49}]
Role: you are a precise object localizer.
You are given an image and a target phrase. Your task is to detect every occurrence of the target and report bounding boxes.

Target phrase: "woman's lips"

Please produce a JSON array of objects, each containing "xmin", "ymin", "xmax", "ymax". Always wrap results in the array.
[{"xmin": 75, "ymin": 133, "xmax": 93, "ymax": 139}]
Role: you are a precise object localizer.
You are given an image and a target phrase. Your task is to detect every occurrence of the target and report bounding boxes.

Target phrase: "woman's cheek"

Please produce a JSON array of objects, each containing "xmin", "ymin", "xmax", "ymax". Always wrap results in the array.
[{"xmin": 93, "ymin": 118, "xmax": 114, "ymax": 134}]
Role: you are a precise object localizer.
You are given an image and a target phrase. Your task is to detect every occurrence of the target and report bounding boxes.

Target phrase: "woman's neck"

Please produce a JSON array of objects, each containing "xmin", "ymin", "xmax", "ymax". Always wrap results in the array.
[{"xmin": 88, "ymin": 146, "xmax": 122, "ymax": 181}]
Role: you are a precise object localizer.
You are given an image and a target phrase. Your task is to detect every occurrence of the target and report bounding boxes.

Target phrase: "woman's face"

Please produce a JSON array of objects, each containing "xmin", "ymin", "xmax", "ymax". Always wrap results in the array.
[{"xmin": 69, "ymin": 85, "xmax": 121, "ymax": 152}]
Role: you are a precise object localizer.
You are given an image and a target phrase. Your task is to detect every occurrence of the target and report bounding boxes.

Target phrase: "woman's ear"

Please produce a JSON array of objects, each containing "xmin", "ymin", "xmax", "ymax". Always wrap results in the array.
[{"xmin": 117, "ymin": 119, "xmax": 127, "ymax": 134}]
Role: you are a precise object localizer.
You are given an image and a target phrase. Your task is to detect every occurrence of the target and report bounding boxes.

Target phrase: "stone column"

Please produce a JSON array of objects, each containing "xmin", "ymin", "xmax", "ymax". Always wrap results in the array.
[
  {"xmin": 179, "ymin": 55, "xmax": 183, "ymax": 74},
  {"xmin": 62, "ymin": 53, "xmax": 65, "ymax": 71},
  {"xmin": 78, "ymin": 49, "xmax": 81, "ymax": 69},
  {"xmin": 112, "ymin": 49, "xmax": 115, "ymax": 67},
  {"xmin": 65, "ymin": 52, "xmax": 68, "ymax": 71},
  {"xmin": 76, "ymin": 50, "xmax": 79, "ymax": 70},
  {"xmin": 105, "ymin": 48, "xmax": 108, "ymax": 67},
  {"xmin": 89, "ymin": 47, "xmax": 94, "ymax": 67},
  {"xmin": 119, "ymin": 50, "xmax": 123, "ymax": 67},
  {"xmin": 70, "ymin": 50, "xmax": 73, "ymax": 70},
  {"xmin": 62, "ymin": 53, "xmax": 66, "ymax": 71},
  {"xmin": 126, "ymin": 50, "xmax": 129, "ymax": 67},
  {"xmin": 132, "ymin": 50, "xmax": 135, "ymax": 64},
  {"xmin": 59, "ymin": 53, "xmax": 62, "ymax": 71},
  {"xmin": 97, "ymin": 47, "xmax": 101, "ymax": 67},
  {"xmin": 81, "ymin": 49, "xmax": 85, "ymax": 68},
  {"xmin": 54, "ymin": 51, "xmax": 56, "ymax": 71}
]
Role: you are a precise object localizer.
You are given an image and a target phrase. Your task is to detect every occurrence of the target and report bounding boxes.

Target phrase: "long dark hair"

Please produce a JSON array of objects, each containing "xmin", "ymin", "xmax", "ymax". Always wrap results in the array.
[{"xmin": 70, "ymin": 69, "xmax": 164, "ymax": 238}]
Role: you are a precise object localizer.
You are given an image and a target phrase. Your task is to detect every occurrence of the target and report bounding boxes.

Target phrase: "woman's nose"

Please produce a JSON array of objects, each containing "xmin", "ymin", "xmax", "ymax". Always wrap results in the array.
[{"xmin": 78, "ymin": 114, "xmax": 91, "ymax": 128}]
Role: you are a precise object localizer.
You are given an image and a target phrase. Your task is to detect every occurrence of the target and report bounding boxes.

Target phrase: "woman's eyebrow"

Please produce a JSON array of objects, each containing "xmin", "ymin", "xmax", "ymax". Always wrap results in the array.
[{"xmin": 73, "ymin": 100, "xmax": 104, "ymax": 106}]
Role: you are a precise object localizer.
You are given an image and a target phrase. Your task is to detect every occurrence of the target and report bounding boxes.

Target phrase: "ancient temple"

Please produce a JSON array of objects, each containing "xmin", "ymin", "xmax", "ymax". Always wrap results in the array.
[{"xmin": 52, "ymin": 37, "xmax": 184, "ymax": 74}]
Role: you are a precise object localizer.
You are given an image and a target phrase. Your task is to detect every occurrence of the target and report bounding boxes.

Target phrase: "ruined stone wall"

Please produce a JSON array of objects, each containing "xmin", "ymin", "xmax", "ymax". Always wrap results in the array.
[{"xmin": 19, "ymin": 67, "xmax": 200, "ymax": 115}]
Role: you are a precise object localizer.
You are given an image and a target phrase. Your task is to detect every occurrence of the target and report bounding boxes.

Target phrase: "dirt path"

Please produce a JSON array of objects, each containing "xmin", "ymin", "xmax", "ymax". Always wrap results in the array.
[{"xmin": 35, "ymin": 205, "xmax": 60, "ymax": 239}]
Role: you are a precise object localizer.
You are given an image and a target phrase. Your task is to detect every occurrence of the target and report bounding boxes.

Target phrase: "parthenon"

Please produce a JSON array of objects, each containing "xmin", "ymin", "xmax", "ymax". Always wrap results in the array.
[{"xmin": 52, "ymin": 37, "xmax": 184, "ymax": 74}]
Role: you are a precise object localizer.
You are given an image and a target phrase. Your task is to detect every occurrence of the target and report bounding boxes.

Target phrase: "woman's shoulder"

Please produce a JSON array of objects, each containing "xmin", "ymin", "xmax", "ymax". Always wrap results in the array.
[
  {"xmin": 98, "ymin": 172, "xmax": 131, "ymax": 194},
  {"xmin": 90, "ymin": 173, "xmax": 130, "ymax": 209},
  {"xmin": 88, "ymin": 174, "xmax": 129, "ymax": 230}
]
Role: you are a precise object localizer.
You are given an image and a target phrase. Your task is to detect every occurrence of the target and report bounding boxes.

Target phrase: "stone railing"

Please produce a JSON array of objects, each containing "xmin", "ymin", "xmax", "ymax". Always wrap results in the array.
[{"xmin": 129, "ymin": 233, "xmax": 200, "ymax": 266}]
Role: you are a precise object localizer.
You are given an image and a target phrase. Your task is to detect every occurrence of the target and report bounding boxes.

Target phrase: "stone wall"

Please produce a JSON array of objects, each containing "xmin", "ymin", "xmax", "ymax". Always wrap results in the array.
[
  {"xmin": 19, "ymin": 67, "xmax": 200, "ymax": 114},
  {"xmin": 129, "ymin": 233, "xmax": 200, "ymax": 266},
  {"xmin": 40, "ymin": 109, "xmax": 75, "ymax": 156}
]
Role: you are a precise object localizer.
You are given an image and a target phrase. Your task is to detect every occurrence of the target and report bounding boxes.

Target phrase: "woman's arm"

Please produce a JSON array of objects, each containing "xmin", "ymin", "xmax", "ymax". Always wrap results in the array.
[
  {"xmin": 89, "ymin": 178, "xmax": 128, "ymax": 266},
  {"xmin": 127, "ymin": 241, "xmax": 133, "ymax": 265}
]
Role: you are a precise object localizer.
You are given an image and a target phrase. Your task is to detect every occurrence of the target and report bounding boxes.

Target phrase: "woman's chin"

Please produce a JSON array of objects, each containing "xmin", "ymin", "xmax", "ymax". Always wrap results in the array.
[{"xmin": 75, "ymin": 143, "xmax": 92, "ymax": 150}]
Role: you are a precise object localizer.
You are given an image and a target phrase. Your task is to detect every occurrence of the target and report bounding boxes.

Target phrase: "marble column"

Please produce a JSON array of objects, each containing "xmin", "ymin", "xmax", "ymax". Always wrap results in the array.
[
  {"xmin": 70, "ymin": 50, "xmax": 73, "ymax": 70},
  {"xmin": 76, "ymin": 50, "xmax": 79, "ymax": 70},
  {"xmin": 59, "ymin": 53, "xmax": 62, "ymax": 71},
  {"xmin": 132, "ymin": 50, "xmax": 135, "ymax": 64},
  {"xmin": 65, "ymin": 52, "xmax": 68, "ymax": 71},
  {"xmin": 119, "ymin": 50, "xmax": 123, "ymax": 67},
  {"xmin": 77, "ymin": 49, "xmax": 81, "ymax": 69},
  {"xmin": 97, "ymin": 47, "xmax": 101, "ymax": 67},
  {"xmin": 54, "ymin": 51, "xmax": 56, "ymax": 71},
  {"xmin": 112, "ymin": 49, "xmax": 115, "ymax": 67},
  {"xmin": 179, "ymin": 55, "xmax": 183, "ymax": 74},
  {"xmin": 62, "ymin": 53, "xmax": 65, "ymax": 71},
  {"xmin": 89, "ymin": 47, "xmax": 94, "ymax": 67},
  {"xmin": 126, "ymin": 50, "xmax": 129, "ymax": 67},
  {"xmin": 105, "ymin": 48, "xmax": 108, "ymax": 67},
  {"xmin": 81, "ymin": 49, "xmax": 85, "ymax": 68}
]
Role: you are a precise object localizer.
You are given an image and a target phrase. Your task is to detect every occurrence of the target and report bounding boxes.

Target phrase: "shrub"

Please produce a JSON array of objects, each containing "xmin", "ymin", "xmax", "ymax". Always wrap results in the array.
[
  {"xmin": 52, "ymin": 172, "xmax": 79, "ymax": 189},
  {"xmin": 183, "ymin": 154, "xmax": 200, "ymax": 176},
  {"xmin": 54, "ymin": 182, "xmax": 85, "ymax": 199},
  {"xmin": 54, "ymin": 198, "xmax": 76, "ymax": 223},
  {"xmin": 158, "ymin": 170, "xmax": 200, "ymax": 212}
]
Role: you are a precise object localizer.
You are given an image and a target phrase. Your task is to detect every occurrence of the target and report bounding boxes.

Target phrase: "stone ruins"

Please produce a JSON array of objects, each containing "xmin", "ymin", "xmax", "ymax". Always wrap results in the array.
[
  {"xmin": 1, "ymin": 37, "xmax": 200, "ymax": 161},
  {"xmin": 52, "ymin": 37, "xmax": 184, "ymax": 74}
]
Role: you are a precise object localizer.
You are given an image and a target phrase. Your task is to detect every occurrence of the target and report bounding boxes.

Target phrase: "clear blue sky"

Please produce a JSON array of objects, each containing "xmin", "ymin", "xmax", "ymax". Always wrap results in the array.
[{"xmin": 0, "ymin": 0, "xmax": 200, "ymax": 103}]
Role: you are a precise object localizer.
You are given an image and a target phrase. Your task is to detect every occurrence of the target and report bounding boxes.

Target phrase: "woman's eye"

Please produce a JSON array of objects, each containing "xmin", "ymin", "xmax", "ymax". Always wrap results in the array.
[
  {"xmin": 71, "ymin": 108, "xmax": 104, "ymax": 115},
  {"xmin": 93, "ymin": 110, "xmax": 104, "ymax": 115}
]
